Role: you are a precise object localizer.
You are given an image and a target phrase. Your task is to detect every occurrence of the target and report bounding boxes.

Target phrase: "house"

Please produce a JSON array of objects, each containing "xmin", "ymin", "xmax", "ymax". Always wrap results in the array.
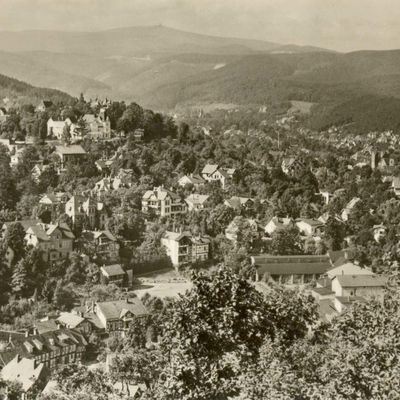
[
  {"xmin": 56, "ymin": 313, "xmax": 92, "ymax": 336},
  {"xmin": 95, "ymin": 159, "xmax": 113, "ymax": 175},
  {"xmin": 100, "ymin": 264, "xmax": 126, "ymax": 286},
  {"xmin": 133, "ymin": 128, "xmax": 144, "ymax": 141},
  {"xmin": 331, "ymin": 275, "xmax": 387, "ymax": 302},
  {"xmin": 281, "ymin": 157, "xmax": 305, "ymax": 176},
  {"xmin": 251, "ymin": 254, "xmax": 332, "ymax": 285},
  {"xmin": 161, "ymin": 231, "xmax": 210, "ymax": 267},
  {"xmin": 80, "ymin": 230, "xmax": 120, "ymax": 262},
  {"xmin": 392, "ymin": 177, "xmax": 400, "ymax": 196},
  {"xmin": 264, "ymin": 217, "xmax": 293, "ymax": 236},
  {"xmin": 142, "ymin": 187, "xmax": 187, "ymax": 217},
  {"xmin": 318, "ymin": 191, "xmax": 332, "ymax": 205},
  {"xmin": 225, "ymin": 217, "xmax": 260, "ymax": 244},
  {"xmin": 326, "ymin": 262, "xmax": 375, "ymax": 279},
  {"xmin": 82, "ymin": 112, "xmax": 111, "ymax": 139},
  {"xmin": 94, "ymin": 298, "xmax": 149, "ymax": 337},
  {"xmin": 295, "ymin": 218, "xmax": 325, "ymax": 237},
  {"xmin": 47, "ymin": 118, "xmax": 72, "ymax": 139},
  {"xmin": 373, "ymin": 224, "xmax": 387, "ymax": 242},
  {"xmin": 178, "ymin": 174, "xmax": 206, "ymax": 188},
  {"xmin": 25, "ymin": 222, "xmax": 75, "ymax": 262},
  {"xmin": 0, "ymin": 328, "xmax": 87, "ymax": 370},
  {"xmin": 55, "ymin": 145, "xmax": 87, "ymax": 169},
  {"xmin": 0, "ymin": 107, "xmax": 8, "ymax": 123},
  {"xmin": 201, "ymin": 164, "xmax": 236, "ymax": 189},
  {"xmin": 2, "ymin": 219, "xmax": 41, "ymax": 237},
  {"xmin": 1, "ymin": 356, "xmax": 49, "ymax": 399},
  {"xmin": 65, "ymin": 196, "xmax": 107, "ymax": 229},
  {"xmin": 39, "ymin": 192, "xmax": 69, "ymax": 210},
  {"xmin": 185, "ymin": 194, "xmax": 210, "ymax": 211},
  {"xmin": 371, "ymin": 151, "xmax": 399, "ymax": 171},
  {"xmin": 10, "ymin": 147, "xmax": 24, "ymax": 166},
  {"xmin": 36, "ymin": 100, "xmax": 53, "ymax": 113},
  {"xmin": 2, "ymin": 220, "xmax": 74, "ymax": 263},
  {"xmin": 341, "ymin": 197, "xmax": 360, "ymax": 221},
  {"xmin": 92, "ymin": 176, "xmax": 132, "ymax": 197},
  {"xmin": 31, "ymin": 163, "xmax": 50, "ymax": 183},
  {"xmin": 224, "ymin": 196, "xmax": 257, "ymax": 211},
  {"xmin": 333, "ymin": 296, "xmax": 368, "ymax": 314}
]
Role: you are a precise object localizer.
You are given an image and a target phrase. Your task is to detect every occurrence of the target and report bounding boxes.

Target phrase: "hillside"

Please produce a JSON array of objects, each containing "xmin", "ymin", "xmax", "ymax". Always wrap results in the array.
[
  {"xmin": 0, "ymin": 25, "xmax": 325, "ymax": 57},
  {"xmin": 0, "ymin": 25, "xmax": 332, "ymax": 102},
  {"xmin": 0, "ymin": 73, "xmax": 73, "ymax": 105},
  {"xmin": 0, "ymin": 51, "xmax": 110, "ymax": 97},
  {"xmin": 1, "ymin": 26, "xmax": 400, "ymax": 132}
]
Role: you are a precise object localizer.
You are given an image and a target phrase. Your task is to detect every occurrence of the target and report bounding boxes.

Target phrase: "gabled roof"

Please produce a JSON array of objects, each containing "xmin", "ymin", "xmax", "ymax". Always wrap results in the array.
[
  {"xmin": 0, "ymin": 328, "xmax": 87, "ymax": 367},
  {"xmin": 201, "ymin": 164, "xmax": 219, "ymax": 175},
  {"xmin": 334, "ymin": 275, "xmax": 387, "ymax": 287},
  {"xmin": 327, "ymin": 263, "xmax": 375, "ymax": 278},
  {"xmin": 143, "ymin": 187, "xmax": 180, "ymax": 201},
  {"xmin": 265, "ymin": 216, "xmax": 293, "ymax": 229},
  {"xmin": 179, "ymin": 174, "xmax": 205, "ymax": 185},
  {"xmin": 57, "ymin": 313, "xmax": 86, "ymax": 329},
  {"xmin": 392, "ymin": 177, "xmax": 400, "ymax": 189},
  {"xmin": 163, "ymin": 230, "xmax": 192, "ymax": 241},
  {"xmin": 82, "ymin": 229, "xmax": 117, "ymax": 242},
  {"xmin": 96, "ymin": 298, "xmax": 148, "ymax": 321},
  {"xmin": 1, "ymin": 356, "xmax": 48, "ymax": 392},
  {"xmin": 185, "ymin": 194, "xmax": 209, "ymax": 205},
  {"xmin": 3, "ymin": 219, "xmax": 40, "ymax": 231},
  {"xmin": 225, "ymin": 196, "xmax": 253, "ymax": 209}
]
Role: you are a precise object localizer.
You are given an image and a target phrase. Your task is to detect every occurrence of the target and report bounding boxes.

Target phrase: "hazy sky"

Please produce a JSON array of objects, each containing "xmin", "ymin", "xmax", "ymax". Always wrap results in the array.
[{"xmin": 0, "ymin": 0, "xmax": 399, "ymax": 52}]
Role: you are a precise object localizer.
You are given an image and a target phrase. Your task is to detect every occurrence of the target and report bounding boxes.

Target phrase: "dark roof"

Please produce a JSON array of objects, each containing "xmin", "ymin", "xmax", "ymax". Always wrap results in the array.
[
  {"xmin": 0, "ymin": 328, "xmax": 87, "ymax": 367},
  {"xmin": 252, "ymin": 255, "xmax": 331, "ymax": 275},
  {"xmin": 312, "ymin": 287, "xmax": 335, "ymax": 296},
  {"xmin": 334, "ymin": 275, "xmax": 387, "ymax": 287},
  {"xmin": 3, "ymin": 219, "xmax": 40, "ymax": 231},
  {"xmin": 336, "ymin": 296, "xmax": 367, "ymax": 305}
]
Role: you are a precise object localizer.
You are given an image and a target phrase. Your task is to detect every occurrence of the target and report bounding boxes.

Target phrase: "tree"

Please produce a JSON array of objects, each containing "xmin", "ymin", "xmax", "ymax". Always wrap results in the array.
[
  {"xmin": 117, "ymin": 103, "xmax": 144, "ymax": 134},
  {"xmin": 4, "ymin": 222, "xmax": 26, "ymax": 264},
  {"xmin": 269, "ymin": 226, "xmax": 303, "ymax": 255},
  {"xmin": 52, "ymin": 282, "xmax": 77, "ymax": 311},
  {"xmin": 156, "ymin": 268, "xmax": 275, "ymax": 400},
  {"xmin": 62, "ymin": 123, "xmax": 71, "ymax": 145},
  {"xmin": 43, "ymin": 364, "xmax": 114, "ymax": 400},
  {"xmin": 109, "ymin": 349, "xmax": 162, "ymax": 392}
]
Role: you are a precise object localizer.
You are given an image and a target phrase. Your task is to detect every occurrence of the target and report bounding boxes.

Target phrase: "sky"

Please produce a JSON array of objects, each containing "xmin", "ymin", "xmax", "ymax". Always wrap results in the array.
[{"xmin": 0, "ymin": 0, "xmax": 399, "ymax": 52}]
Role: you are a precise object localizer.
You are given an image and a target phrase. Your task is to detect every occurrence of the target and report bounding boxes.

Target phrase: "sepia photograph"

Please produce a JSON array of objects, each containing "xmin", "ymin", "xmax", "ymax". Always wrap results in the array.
[{"xmin": 0, "ymin": 0, "xmax": 399, "ymax": 399}]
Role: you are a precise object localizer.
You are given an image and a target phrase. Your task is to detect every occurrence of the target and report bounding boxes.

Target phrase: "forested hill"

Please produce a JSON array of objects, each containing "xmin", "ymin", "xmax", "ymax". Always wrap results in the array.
[{"xmin": 0, "ymin": 73, "xmax": 73, "ymax": 105}]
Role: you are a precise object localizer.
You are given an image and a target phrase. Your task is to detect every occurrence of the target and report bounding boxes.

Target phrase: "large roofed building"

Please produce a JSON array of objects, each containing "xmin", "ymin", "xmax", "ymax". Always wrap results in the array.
[{"xmin": 251, "ymin": 254, "xmax": 332, "ymax": 285}]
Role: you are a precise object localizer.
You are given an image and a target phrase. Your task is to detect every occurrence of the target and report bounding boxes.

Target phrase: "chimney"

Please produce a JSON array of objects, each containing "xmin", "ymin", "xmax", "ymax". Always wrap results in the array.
[{"xmin": 25, "ymin": 330, "xmax": 30, "ymax": 338}]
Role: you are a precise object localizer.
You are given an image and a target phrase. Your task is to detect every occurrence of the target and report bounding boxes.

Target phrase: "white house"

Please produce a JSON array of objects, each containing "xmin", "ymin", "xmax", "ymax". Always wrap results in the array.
[
  {"xmin": 185, "ymin": 194, "xmax": 210, "ymax": 211},
  {"xmin": 295, "ymin": 218, "xmax": 325, "ymax": 237},
  {"xmin": 142, "ymin": 187, "xmax": 186, "ymax": 217},
  {"xmin": 264, "ymin": 217, "xmax": 293, "ymax": 236},
  {"xmin": 201, "ymin": 164, "xmax": 236, "ymax": 189},
  {"xmin": 331, "ymin": 275, "xmax": 387, "ymax": 302},
  {"xmin": 161, "ymin": 231, "xmax": 210, "ymax": 267},
  {"xmin": 326, "ymin": 262, "xmax": 375, "ymax": 279}
]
